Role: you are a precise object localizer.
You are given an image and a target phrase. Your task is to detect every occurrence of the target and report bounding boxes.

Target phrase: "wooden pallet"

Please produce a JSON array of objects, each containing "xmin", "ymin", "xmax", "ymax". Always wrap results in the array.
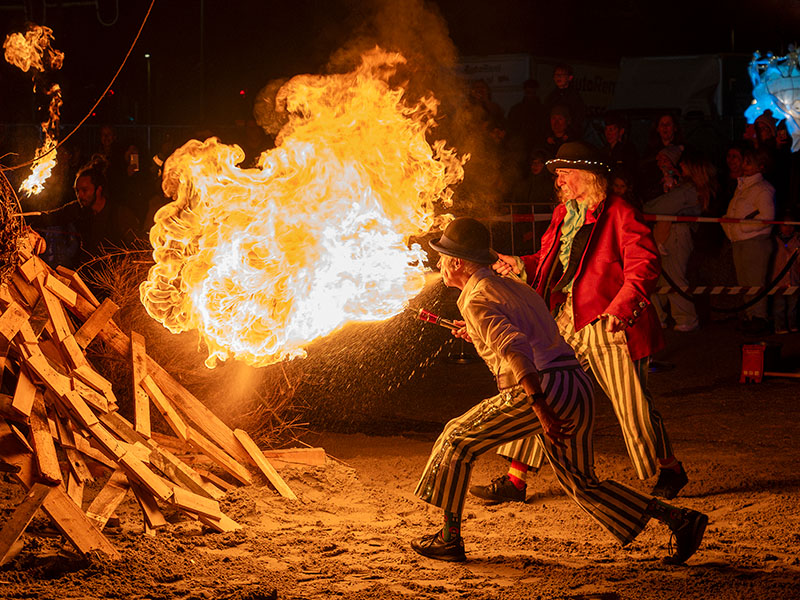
[{"xmin": 0, "ymin": 239, "xmax": 323, "ymax": 564}]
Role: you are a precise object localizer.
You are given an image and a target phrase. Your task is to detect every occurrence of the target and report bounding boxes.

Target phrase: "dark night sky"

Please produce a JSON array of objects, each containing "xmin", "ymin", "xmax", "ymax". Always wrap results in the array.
[{"xmin": 2, "ymin": 0, "xmax": 800, "ymax": 130}]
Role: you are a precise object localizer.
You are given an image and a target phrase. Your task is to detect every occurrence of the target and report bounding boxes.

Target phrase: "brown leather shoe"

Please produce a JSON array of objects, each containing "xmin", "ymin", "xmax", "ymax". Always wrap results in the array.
[
  {"xmin": 663, "ymin": 509, "xmax": 708, "ymax": 565},
  {"xmin": 411, "ymin": 530, "xmax": 466, "ymax": 562},
  {"xmin": 469, "ymin": 474, "xmax": 526, "ymax": 503}
]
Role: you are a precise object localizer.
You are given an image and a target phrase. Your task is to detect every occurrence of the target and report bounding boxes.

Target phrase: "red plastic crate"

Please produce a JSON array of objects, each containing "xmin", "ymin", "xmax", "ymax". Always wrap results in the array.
[{"xmin": 740, "ymin": 344, "xmax": 766, "ymax": 383}]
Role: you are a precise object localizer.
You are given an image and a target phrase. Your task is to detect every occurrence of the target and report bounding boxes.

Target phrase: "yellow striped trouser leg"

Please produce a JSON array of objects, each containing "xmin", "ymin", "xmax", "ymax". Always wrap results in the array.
[
  {"xmin": 495, "ymin": 435, "xmax": 543, "ymax": 467},
  {"xmin": 576, "ymin": 320, "xmax": 660, "ymax": 479},
  {"xmin": 539, "ymin": 368, "xmax": 652, "ymax": 546},
  {"xmin": 633, "ymin": 356, "xmax": 673, "ymax": 460},
  {"xmin": 414, "ymin": 388, "xmax": 543, "ymax": 515}
]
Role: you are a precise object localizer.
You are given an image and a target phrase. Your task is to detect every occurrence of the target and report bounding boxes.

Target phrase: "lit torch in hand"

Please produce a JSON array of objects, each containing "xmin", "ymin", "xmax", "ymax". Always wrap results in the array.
[
  {"xmin": 416, "ymin": 307, "xmax": 476, "ymax": 361},
  {"xmin": 417, "ymin": 308, "xmax": 457, "ymax": 331}
]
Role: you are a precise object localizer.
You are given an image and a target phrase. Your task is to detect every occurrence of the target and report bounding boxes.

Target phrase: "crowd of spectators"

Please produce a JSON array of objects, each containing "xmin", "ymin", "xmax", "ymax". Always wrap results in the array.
[
  {"xmin": 13, "ymin": 62, "xmax": 800, "ymax": 338},
  {"xmin": 470, "ymin": 63, "xmax": 800, "ymax": 337}
]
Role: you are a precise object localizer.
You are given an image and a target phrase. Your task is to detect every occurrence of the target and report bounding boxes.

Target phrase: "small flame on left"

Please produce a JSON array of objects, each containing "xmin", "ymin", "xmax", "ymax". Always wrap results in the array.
[{"xmin": 3, "ymin": 25, "xmax": 64, "ymax": 196}]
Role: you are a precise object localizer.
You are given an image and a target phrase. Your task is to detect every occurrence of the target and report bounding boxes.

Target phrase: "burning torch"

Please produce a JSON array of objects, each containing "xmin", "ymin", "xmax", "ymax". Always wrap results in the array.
[
  {"xmin": 415, "ymin": 307, "xmax": 478, "ymax": 363},
  {"xmin": 416, "ymin": 308, "xmax": 458, "ymax": 331}
]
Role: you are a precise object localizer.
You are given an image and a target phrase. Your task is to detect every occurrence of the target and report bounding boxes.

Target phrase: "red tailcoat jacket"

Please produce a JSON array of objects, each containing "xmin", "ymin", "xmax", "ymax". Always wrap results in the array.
[{"xmin": 520, "ymin": 194, "xmax": 664, "ymax": 361}]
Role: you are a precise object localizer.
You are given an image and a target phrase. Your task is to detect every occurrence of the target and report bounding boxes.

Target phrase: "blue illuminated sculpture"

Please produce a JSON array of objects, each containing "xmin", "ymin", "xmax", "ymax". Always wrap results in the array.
[{"xmin": 745, "ymin": 46, "xmax": 800, "ymax": 152}]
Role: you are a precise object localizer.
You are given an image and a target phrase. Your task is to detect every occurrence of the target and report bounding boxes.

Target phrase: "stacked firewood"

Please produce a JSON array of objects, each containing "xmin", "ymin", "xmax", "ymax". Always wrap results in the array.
[{"xmin": 0, "ymin": 239, "xmax": 320, "ymax": 563}]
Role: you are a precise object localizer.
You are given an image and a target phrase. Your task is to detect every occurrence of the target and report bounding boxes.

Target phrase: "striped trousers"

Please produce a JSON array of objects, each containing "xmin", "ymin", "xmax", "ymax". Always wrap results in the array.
[
  {"xmin": 497, "ymin": 297, "xmax": 673, "ymax": 480},
  {"xmin": 414, "ymin": 366, "xmax": 653, "ymax": 546}
]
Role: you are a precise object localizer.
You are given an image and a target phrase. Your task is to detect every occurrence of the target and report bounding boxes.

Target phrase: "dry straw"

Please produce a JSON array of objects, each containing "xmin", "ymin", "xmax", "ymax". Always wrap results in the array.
[{"xmin": 0, "ymin": 171, "xmax": 24, "ymax": 287}]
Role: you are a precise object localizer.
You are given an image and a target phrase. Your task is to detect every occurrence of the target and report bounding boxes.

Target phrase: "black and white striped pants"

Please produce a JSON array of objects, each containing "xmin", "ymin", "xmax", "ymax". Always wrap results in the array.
[
  {"xmin": 414, "ymin": 365, "xmax": 652, "ymax": 545},
  {"xmin": 497, "ymin": 297, "xmax": 673, "ymax": 479}
]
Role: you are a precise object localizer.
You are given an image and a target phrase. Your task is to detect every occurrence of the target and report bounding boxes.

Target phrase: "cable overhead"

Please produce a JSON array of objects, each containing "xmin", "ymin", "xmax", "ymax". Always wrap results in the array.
[{"xmin": 1, "ymin": 0, "xmax": 156, "ymax": 173}]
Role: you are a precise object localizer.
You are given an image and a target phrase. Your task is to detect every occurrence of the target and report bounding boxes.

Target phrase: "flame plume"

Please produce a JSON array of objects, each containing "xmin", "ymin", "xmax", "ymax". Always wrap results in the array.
[
  {"xmin": 3, "ymin": 25, "xmax": 63, "ymax": 72},
  {"xmin": 140, "ymin": 48, "xmax": 467, "ymax": 368},
  {"xmin": 3, "ymin": 25, "xmax": 64, "ymax": 196}
]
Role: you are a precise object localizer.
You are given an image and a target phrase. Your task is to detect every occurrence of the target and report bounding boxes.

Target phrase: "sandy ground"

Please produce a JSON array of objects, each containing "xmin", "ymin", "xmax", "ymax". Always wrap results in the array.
[{"xmin": 1, "ymin": 320, "xmax": 799, "ymax": 600}]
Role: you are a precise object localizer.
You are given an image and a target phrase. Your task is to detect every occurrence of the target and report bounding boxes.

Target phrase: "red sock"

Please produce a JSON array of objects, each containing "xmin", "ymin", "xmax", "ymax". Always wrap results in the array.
[
  {"xmin": 507, "ymin": 460, "xmax": 529, "ymax": 489},
  {"xmin": 658, "ymin": 457, "xmax": 680, "ymax": 472}
]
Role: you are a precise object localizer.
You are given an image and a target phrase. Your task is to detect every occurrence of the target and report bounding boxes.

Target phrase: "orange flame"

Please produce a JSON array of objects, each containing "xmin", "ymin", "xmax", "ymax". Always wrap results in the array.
[
  {"xmin": 20, "ymin": 137, "xmax": 59, "ymax": 196},
  {"xmin": 2, "ymin": 25, "xmax": 63, "ymax": 72},
  {"xmin": 140, "ymin": 48, "xmax": 467, "ymax": 368},
  {"xmin": 21, "ymin": 81, "xmax": 62, "ymax": 196},
  {"xmin": 3, "ymin": 25, "xmax": 64, "ymax": 197}
]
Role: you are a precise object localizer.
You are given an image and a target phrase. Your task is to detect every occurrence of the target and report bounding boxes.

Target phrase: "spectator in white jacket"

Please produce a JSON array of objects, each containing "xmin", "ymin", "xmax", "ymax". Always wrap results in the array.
[{"xmin": 721, "ymin": 146, "xmax": 775, "ymax": 335}]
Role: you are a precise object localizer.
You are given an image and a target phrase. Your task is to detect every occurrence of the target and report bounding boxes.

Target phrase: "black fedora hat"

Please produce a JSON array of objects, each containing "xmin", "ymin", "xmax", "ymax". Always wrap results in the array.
[
  {"xmin": 546, "ymin": 141, "xmax": 609, "ymax": 174},
  {"xmin": 430, "ymin": 217, "xmax": 498, "ymax": 265}
]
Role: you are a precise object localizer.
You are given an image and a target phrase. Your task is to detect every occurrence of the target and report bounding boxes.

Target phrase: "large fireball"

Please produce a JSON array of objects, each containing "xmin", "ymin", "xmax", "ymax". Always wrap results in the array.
[{"xmin": 140, "ymin": 48, "xmax": 466, "ymax": 367}]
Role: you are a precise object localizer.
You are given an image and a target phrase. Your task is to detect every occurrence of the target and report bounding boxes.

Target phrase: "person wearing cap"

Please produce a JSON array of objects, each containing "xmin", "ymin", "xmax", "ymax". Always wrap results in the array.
[
  {"xmin": 411, "ymin": 217, "xmax": 708, "ymax": 564},
  {"xmin": 469, "ymin": 141, "xmax": 689, "ymax": 506}
]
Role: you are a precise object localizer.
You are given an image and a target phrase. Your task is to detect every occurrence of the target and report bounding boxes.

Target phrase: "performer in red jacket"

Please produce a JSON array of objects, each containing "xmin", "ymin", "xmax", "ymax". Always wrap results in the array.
[{"xmin": 470, "ymin": 142, "xmax": 689, "ymax": 503}]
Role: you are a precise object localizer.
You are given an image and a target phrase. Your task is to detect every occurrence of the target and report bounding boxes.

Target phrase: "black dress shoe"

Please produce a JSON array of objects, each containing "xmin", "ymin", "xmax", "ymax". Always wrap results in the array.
[
  {"xmin": 663, "ymin": 509, "xmax": 708, "ymax": 565},
  {"xmin": 469, "ymin": 474, "xmax": 526, "ymax": 503},
  {"xmin": 649, "ymin": 359, "xmax": 675, "ymax": 373},
  {"xmin": 411, "ymin": 530, "xmax": 466, "ymax": 562},
  {"xmin": 651, "ymin": 463, "xmax": 688, "ymax": 499}
]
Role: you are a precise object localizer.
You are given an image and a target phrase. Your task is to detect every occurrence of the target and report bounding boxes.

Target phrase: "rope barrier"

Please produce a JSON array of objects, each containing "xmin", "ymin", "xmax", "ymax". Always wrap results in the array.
[{"xmin": 658, "ymin": 249, "xmax": 799, "ymax": 313}]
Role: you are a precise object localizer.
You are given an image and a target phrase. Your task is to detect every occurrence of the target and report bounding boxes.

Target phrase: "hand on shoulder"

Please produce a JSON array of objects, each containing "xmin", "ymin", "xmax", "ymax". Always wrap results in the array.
[{"xmin": 492, "ymin": 253, "xmax": 520, "ymax": 276}]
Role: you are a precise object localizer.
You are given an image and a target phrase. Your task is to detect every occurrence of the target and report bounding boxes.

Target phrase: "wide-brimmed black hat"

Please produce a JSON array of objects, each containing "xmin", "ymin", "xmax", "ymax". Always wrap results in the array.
[
  {"xmin": 546, "ymin": 141, "xmax": 609, "ymax": 174},
  {"xmin": 430, "ymin": 217, "xmax": 498, "ymax": 265}
]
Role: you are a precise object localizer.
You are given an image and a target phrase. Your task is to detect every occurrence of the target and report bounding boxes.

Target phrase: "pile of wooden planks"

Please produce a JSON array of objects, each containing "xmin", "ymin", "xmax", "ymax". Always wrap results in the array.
[{"xmin": 0, "ymin": 239, "xmax": 319, "ymax": 564}]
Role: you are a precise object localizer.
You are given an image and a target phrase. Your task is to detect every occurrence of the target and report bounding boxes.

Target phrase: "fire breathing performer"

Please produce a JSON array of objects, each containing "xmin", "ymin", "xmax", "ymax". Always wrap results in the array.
[
  {"xmin": 411, "ymin": 217, "xmax": 707, "ymax": 564},
  {"xmin": 469, "ymin": 142, "xmax": 688, "ymax": 505}
]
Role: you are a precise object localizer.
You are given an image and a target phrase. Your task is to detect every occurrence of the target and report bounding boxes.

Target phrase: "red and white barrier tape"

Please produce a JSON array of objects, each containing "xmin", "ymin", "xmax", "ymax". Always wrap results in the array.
[
  {"xmin": 655, "ymin": 285, "xmax": 799, "ymax": 295},
  {"xmin": 491, "ymin": 213, "xmax": 553, "ymax": 222},
  {"xmin": 491, "ymin": 213, "xmax": 800, "ymax": 226},
  {"xmin": 644, "ymin": 215, "xmax": 800, "ymax": 226}
]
